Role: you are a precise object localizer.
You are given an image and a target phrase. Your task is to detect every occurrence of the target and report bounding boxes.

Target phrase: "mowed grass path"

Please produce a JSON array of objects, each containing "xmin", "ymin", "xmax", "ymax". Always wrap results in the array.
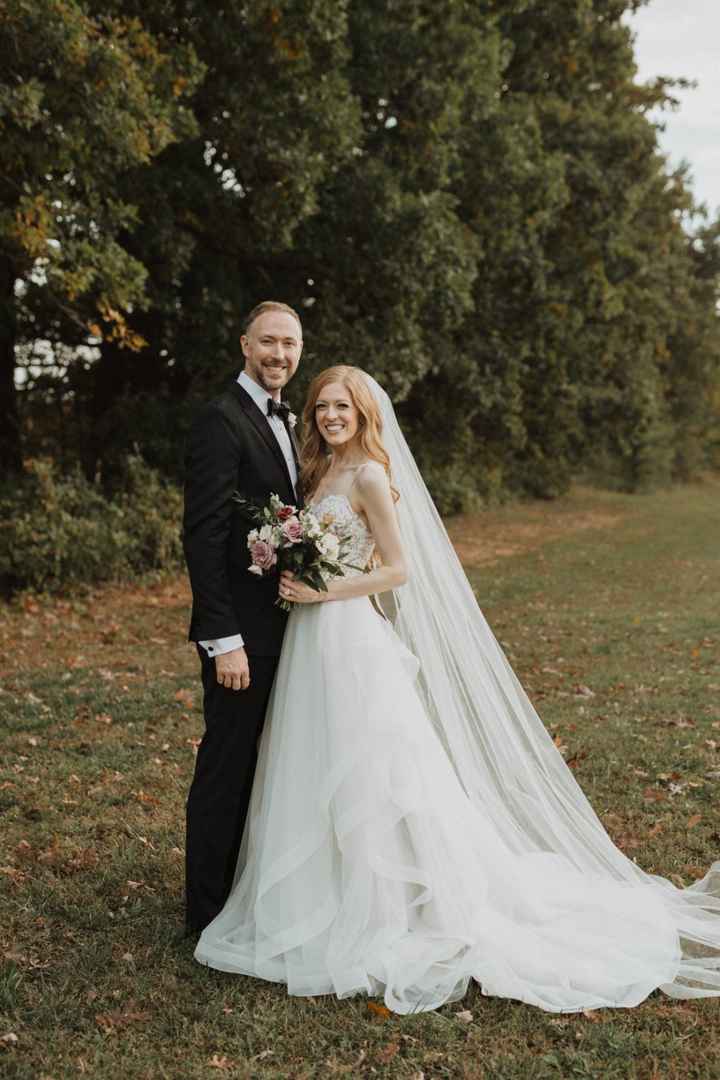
[{"xmin": 1, "ymin": 480, "xmax": 719, "ymax": 1079}]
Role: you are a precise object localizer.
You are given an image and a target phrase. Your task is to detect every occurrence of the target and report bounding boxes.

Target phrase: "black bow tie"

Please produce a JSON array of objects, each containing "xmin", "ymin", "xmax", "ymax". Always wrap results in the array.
[{"xmin": 267, "ymin": 398, "xmax": 291, "ymax": 422}]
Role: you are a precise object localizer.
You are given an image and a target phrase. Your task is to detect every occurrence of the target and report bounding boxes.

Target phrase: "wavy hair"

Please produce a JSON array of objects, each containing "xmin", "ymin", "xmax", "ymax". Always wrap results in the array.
[{"xmin": 300, "ymin": 366, "xmax": 398, "ymax": 501}]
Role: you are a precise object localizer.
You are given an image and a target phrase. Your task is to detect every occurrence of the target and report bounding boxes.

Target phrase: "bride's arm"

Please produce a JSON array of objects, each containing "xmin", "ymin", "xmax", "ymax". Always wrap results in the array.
[{"xmin": 281, "ymin": 463, "xmax": 408, "ymax": 604}]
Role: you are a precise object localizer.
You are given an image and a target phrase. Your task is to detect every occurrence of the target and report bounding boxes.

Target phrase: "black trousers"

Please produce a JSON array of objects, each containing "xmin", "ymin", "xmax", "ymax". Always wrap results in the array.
[{"xmin": 185, "ymin": 647, "xmax": 280, "ymax": 932}]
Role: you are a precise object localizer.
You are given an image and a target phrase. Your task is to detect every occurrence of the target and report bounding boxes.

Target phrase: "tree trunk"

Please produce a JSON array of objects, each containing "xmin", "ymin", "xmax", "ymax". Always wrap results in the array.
[{"xmin": 0, "ymin": 256, "xmax": 22, "ymax": 476}]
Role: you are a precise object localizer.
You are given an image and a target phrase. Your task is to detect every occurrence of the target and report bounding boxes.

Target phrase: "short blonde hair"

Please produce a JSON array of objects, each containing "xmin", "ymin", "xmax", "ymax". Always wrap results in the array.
[{"xmin": 242, "ymin": 300, "xmax": 302, "ymax": 337}]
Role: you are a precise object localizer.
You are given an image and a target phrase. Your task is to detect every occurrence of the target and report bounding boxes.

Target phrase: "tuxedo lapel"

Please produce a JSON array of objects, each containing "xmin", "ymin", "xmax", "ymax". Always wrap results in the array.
[{"xmin": 229, "ymin": 381, "xmax": 297, "ymax": 502}]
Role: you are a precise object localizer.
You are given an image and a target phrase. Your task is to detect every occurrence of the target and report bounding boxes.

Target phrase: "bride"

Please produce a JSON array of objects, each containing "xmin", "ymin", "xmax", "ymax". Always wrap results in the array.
[{"xmin": 195, "ymin": 365, "xmax": 720, "ymax": 1014}]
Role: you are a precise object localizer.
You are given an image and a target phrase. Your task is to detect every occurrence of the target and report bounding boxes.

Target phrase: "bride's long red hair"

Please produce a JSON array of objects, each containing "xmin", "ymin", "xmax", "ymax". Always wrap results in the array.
[{"xmin": 300, "ymin": 366, "xmax": 398, "ymax": 500}]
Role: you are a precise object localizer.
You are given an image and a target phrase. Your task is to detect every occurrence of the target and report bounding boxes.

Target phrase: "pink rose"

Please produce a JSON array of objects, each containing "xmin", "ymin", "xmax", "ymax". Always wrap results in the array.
[
  {"xmin": 280, "ymin": 517, "xmax": 303, "ymax": 544},
  {"xmin": 276, "ymin": 504, "xmax": 296, "ymax": 522},
  {"xmin": 249, "ymin": 540, "xmax": 277, "ymax": 572}
]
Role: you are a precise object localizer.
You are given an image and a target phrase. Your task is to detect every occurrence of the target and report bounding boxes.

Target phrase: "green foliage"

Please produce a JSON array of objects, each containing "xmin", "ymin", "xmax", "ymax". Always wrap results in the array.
[
  {"xmin": 0, "ymin": 457, "xmax": 183, "ymax": 595},
  {"xmin": 2, "ymin": 0, "xmax": 720, "ymax": 523},
  {"xmin": 0, "ymin": 0, "xmax": 204, "ymax": 470}
]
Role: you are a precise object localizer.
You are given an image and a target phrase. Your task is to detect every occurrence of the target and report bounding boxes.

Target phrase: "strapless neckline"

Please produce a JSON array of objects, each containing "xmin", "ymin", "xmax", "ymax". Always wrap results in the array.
[
  {"xmin": 309, "ymin": 493, "xmax": 375, "ymax": 574},
  {"xmin": 311, "ymin": 493, "xmax": 369, "ymax": 531}
]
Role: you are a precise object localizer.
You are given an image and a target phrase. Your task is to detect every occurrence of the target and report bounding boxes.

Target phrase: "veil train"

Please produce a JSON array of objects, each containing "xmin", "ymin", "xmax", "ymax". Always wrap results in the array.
[{"xmin": 366, "ymin": 373, "xmax": 720, "ymax": 1001}]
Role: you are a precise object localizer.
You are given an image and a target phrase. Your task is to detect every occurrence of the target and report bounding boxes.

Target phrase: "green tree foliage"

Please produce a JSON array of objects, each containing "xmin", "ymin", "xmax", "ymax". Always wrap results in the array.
[
  {"xmin": 3, "ymin": 0, "xmax": 719, "ymax": 516},
  {"xmin": 0, "ymin": 0, "xmax": 202, "ymax": 472},
  {"xmin": 70, "ymin": 0, "xmax": 362, "ymax": 482}
]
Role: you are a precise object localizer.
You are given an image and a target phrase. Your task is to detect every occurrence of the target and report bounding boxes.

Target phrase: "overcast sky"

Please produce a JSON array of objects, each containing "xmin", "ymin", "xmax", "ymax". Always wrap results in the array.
[{"xmin": 627, "ymin": 0, "xmax": 720, "ymax": 215}]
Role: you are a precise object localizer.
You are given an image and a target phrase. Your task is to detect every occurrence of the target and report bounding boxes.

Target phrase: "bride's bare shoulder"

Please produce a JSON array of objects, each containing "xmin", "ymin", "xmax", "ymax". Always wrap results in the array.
[{"xmin": 353, "ymin": 461, "xmax": 391, "ymax": 500}]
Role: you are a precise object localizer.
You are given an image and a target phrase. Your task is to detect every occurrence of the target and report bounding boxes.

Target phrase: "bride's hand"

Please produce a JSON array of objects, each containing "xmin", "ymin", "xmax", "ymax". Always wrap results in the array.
[{"xmin": 279, "ymin": 570, "xmax": 325, "ymax": 605}]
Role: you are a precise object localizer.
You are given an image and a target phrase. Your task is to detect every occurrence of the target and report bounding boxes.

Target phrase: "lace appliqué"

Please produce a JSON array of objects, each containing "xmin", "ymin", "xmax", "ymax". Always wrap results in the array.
[{"xmin": 311, "ymin": 494, "xmax": 375, "ymax": 578}]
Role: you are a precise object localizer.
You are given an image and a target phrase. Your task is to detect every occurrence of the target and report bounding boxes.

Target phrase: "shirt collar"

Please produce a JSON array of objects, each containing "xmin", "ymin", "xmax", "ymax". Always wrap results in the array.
[{"xmin": 238, "ymin": 369, "xmax": 279, "ymax": 413}]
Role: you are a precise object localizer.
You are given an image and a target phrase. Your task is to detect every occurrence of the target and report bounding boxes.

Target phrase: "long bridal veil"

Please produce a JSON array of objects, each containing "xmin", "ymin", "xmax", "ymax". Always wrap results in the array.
[{"xmin": 366, "ymin": 373, "xmax": 720, "ymax": 1001}]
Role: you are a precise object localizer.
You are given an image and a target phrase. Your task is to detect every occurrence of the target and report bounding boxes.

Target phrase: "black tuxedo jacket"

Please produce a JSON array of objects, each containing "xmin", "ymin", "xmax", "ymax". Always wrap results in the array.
[{"xmin": 183, "ymin": 378, "xmax": 302, "ymax": 656}]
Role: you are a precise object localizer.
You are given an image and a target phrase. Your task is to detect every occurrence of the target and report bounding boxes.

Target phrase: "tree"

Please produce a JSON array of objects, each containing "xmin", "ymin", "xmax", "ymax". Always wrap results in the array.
[
  {"xmin": 0, "ymin": 0, "xmax": 202, "ymax": 472},
  {"xmin": 69, "ymin": 0, "xmax": 362, "ymax": 481},
  {"xmin": 5, "ymin": 0, "xmax": 718, "ymax": 509}
]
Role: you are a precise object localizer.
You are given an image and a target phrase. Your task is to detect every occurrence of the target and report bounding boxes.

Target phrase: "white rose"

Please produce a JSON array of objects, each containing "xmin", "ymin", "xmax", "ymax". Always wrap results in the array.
[
  {"xmin": 302, "ymin": 512, "xmax": 321, "ymax": 539},
  {"xmin": 317, "ymin": 532, "xmax": 340, "ymax": 560},
  {"xmin": 259, "ymin": 523, "xmax": 273, "ymax": 543},
  {"xmin": 247, "ymin": 528, "xmax": 259, "ymax": 545}
]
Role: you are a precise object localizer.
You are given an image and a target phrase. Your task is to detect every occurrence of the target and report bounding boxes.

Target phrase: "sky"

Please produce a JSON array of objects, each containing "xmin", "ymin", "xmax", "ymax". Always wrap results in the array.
[{"xmin": 627, "ymin": 0, "xmax": 720, "ymax": 215}]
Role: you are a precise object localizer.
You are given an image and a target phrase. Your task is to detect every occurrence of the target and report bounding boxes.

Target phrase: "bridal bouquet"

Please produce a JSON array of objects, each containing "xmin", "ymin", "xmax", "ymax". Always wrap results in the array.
[{"xmin": 234, "ymin": 492, "xmax": 350, "ymax": 611}]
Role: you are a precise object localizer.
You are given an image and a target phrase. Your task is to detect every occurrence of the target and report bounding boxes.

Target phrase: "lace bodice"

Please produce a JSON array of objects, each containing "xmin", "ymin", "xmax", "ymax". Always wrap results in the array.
[{"xmin": 311, "ymin": 494, "xmax": 375, "ymax": 576}]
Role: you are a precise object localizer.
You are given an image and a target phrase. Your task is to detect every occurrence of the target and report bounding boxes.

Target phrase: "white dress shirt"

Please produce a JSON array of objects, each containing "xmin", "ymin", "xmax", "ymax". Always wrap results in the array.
[{"xmin": 200, "ymin": 371, "xmax": 298, "ymax": 659}]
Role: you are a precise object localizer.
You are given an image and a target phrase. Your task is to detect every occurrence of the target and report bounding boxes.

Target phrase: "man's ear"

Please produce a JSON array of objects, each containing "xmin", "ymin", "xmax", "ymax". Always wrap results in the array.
[{"xmin": 240, "ymin": 334, "xmax": 249, "ymax": 358}]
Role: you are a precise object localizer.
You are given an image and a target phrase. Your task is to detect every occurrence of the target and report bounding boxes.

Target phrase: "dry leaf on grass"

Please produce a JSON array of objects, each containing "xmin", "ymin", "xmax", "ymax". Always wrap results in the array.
[
  {"xmin": 643, "ymin": 787, "xmax": 667, "ymax": 803},
  {"xmin": 573, "ymin": 685, "xmax": 595, "ymax": 698},
  {"xmin": 208, "ymin": 1054, "xmax": 234, "ymax": 1070},
  {"xmin": 95, "ymin": 1009, "xmax": 149, "ymax": 1033},
  {"xmin": 367, "ymin": 1001, "xmax": 392, "ymax": 1020},
  {"xmin": 377, "ymin": 1041, "xmax": 400, "ymax": 1062}
]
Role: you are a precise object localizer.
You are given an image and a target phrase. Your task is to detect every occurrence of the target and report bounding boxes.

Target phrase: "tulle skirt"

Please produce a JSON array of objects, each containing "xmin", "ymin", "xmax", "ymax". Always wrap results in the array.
[{"xmin": 192, "ymin": 596, "xmax": 690, "ymax": 1013}]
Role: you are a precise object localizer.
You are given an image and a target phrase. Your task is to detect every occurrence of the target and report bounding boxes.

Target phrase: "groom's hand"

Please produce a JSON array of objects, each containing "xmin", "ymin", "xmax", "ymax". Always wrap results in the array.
[{"xmin": 215, "ymin": 647, "xmax": 250, "ymax": 692}]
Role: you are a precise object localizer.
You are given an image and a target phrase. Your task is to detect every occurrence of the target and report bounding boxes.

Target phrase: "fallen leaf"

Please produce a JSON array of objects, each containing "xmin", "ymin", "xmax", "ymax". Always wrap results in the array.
[
  {"xmin": 455, "ymin": 1010, "xmax": 474, "ymax": 1023},
  {"xmin": 95, "ymin": 1008, "xmax": 149, "ymax": 1033},
  {"xmin": 0, "ymin": 1032, "xmax": 18, "ymax": 1045},
  {"xmin": 174, "ymin": 689, "xmax": 195, "ymax": 708},
  {"xmin": 643, "ymin": 787, "xmax": 666, "ymax": 803},
  {"xmin": 368, "ymin": 1001, "xmax": 392, "ymax": 1020},
  {"xmin": 573, "ymin": 685, "xmax": 595, "ymax": 698},
  {"xmin": 687, "ymin": 814, "xmax": 702, "ymax": 829},
  {"xmin": 377, "ymin": 1040, "xmax": 400, "ymax": 1062},
  {"xmin": 208, "ymin": 1054, "xmax": 234, "ymax": 1070},
  {"xmin": 133, "ymin": 790, "xmax": 159, "ymax": 807}
]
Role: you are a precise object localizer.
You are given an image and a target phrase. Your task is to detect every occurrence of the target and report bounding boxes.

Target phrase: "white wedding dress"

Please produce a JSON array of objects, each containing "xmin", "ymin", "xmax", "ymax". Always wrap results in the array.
[{"xmin": 194, "ymin": 492, "xmax": 715, "ymax": 1014}]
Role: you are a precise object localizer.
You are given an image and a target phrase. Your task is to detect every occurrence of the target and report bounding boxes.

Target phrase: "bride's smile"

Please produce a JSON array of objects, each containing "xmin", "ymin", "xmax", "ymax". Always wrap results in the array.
[{"xmin": 315, "ymin": 383, "xmax": 361, "ymax": 449}]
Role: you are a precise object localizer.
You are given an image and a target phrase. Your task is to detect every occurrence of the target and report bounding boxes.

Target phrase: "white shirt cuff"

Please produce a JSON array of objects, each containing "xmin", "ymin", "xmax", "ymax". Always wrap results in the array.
[{"xmin": 199, "ymin": 634, "xmax": 244, "ymax": 657}]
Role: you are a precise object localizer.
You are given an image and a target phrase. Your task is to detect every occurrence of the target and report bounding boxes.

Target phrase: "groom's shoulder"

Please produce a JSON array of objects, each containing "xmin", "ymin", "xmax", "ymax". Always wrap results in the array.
[{"xmin": 193, "ymin": 380, "xmax": 247, "ymax": 429}]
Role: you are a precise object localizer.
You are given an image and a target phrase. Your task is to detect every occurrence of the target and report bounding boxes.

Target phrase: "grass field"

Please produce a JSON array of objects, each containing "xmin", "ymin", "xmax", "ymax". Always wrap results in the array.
[{"xmin": 1, "ymin": 480, "xmax": 719, "ymax": 1079}]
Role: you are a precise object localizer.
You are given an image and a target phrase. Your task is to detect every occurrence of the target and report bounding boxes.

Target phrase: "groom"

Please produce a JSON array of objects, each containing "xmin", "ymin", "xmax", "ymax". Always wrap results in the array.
[{"xmin": 182, "ymin": 300, "xmax": 303, "ymax": 934}]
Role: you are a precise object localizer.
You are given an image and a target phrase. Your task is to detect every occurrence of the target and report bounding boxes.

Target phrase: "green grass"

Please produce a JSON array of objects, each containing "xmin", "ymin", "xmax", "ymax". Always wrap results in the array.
[{"xmin": 1, "ymin": 479, "xmax": 720, "ymax": 1079}]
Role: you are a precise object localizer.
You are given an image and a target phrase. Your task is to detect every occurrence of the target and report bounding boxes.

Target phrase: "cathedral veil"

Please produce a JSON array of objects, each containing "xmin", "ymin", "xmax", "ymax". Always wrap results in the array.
[{"xmin": 366, "ymin": 372, "xmax": 720, "ymax": 1000}]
